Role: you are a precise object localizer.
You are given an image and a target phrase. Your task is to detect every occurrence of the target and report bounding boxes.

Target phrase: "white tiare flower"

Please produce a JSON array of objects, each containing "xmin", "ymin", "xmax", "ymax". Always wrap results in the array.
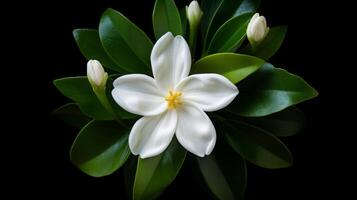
[
  {"xmin": 87, "ymin": 60, "xmax": 108, "ymax": 87},
  {"xmin": 247, "ymin": 13, "xmax": 270, "ymax": 44},
  {"xmin": 186, "ymin": 1, "xmax": 203, "ymax": 26},
  {"xmin": 112, "ymin": 32, "xmax": 238, "ymax": 158}
]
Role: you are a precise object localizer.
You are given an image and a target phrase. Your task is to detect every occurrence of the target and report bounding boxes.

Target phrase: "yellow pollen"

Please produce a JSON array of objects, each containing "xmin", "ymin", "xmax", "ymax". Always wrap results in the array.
[{"xmin": 165, "ymin": 90, "xmax": 182, "ymax": 109}]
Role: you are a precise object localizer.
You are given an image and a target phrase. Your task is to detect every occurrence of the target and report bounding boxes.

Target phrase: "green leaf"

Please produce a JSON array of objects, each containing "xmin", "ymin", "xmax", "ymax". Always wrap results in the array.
[
  {"xmin": 152, "ymin": 0, "xmax": 182, "ymax": 39},
  {"xmin": 243, "ymin": 107, "xmax": 306, "ymax": 137},
  {"xmin": 179, "ymin": 8, "xmax": 187, "ymax": 37},
  {"xmin": 70, "ymin": 120, "xmax": 131, "ymax": 177},
  {"xmin": 250, "ymin": 26, "xmax": 288, "ymax": 60},
  {"xmin": 52, "ymin": 103, "xmax": 91, "ymax": 128},
  {"xmin": 133, "ymin": 138, "xmax": 186, "ymax": 200},
  {"xmin": 202, "ymin": 0, "xmax": 244, "ymax": 50},
  {"xmin": 228, "ymin": 63, "xmax": 318, "ymax": 117},
  {"xmin": 192, "ymin": 53, "xmax": 265, "ymax": 84},
  {"xmin": 207, "ymin": 13, "xmax": 253, "ymax": 54},
  {"xmin": 72, "ymin": 29, "xmax": 126, "ymax": 73},
  {"xmin": 54, "ymin": 76, "xmax": 112, "ymax": 120},
  {"xmin": 54, "ymin": 76, "xmax": 134, "ymax": 120},
  {"xmin": 223, "ymin": 120, "xmax": 293, "ymax": 169},
  {"xmin": 99, "ymin": 8, "xmax": 153, "ymax": 74},
  {"xmin": 197, "ymin": 143, "xmax": 246, "ymax": 200},
  {"xmin": 201, "ymin": 0, "xmax": 224, "ymax": 43},
  {"xmin": 234, "ymin": 0, "xmax": 261, "ymax": 16},
  {"xmin": 124, "ymin": 156, "xmax": 137, "ymax": 200}
]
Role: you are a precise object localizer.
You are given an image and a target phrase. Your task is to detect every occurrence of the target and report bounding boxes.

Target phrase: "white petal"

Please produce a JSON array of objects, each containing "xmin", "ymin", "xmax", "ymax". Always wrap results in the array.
[
  {"xmin": 129, "ymin": 110, "xmax": 178, "ymax": 159},
  {"xmin": 176, "ymin": 103, "xmax": 216, "ymax": 157},
  {"xmin": 251, "ymin": 13, "xmax": 260, "ymax": 23},
  {"xmin": 176, "ymin": 74, "xmax": 238, "ymax": 112},
  {"xmin": 247, "ymin": 13, "xmax": 259, "ymax": 36},
  {"xmin": 87, "ymin": 60, "xmax": 106, "ymax": 86},
  {"xmin": 260, "ymin": 15, "xmax": 267, "ymax": 28},
  {"xmin": 151, "ymin": 32, "xmax": 191, "ymax": 92},
  {"xmin": 112, "ymin": 74, "xmax": 167, "ymax": 116},
  {"xmin": 254, "ymin": 18, "xmax": 266, "ymax": 40}
]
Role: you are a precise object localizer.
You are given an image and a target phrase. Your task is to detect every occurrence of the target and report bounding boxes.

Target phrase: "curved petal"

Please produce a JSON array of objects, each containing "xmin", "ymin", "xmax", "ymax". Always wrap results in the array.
[
  {"xmin": 151, "ymin": 32, "xmax": 191, "ymax": 92},
  {"xmin": 253, "ymin": 18, "xmax": 266, "ymax": 39},
  {"xmin": 176, "ymin": 103, "xmax": 216, "ymax": 157},
  {"xmin": 248, "ymin": 13, "xmax": 259, "ymax": 36},
  {"xmin": 176, "ymin": 74, "xmax": 239, "ymax": 112},
  {"xmin": 112, "ymin": 74, "xmax": 166, "ymax": 116},
  {"xmin": 129, "ymin": 110, "xmax": 178, "ymax": 158}
]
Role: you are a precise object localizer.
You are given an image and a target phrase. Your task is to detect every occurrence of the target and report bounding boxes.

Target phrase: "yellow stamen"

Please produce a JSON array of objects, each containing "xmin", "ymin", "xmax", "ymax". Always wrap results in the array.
[{"xmin": 165, "ymin": 90, "xmax": 182, "ymax": 109}]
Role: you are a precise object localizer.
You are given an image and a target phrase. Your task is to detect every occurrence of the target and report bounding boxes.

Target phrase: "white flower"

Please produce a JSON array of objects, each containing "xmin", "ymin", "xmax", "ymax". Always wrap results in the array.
[
  {"xmin": 112, "ymin": 32, "xmax": 238, "ymax": 158},
  {"xmin": 186, "ymin": 1, "xmax": 203, "ymax": 26},
  {"xmin": 247, "ymin": 13, "xmax": 270, "ymax": 44},
  {"xmin": 87, "ymin": 60, "xmax": 108, "ymax": 87}
]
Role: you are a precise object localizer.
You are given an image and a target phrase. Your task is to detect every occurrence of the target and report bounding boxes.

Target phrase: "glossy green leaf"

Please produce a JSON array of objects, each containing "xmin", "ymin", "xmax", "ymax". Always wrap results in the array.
[
  {"xmin": 99, "ymin": 8, "xmax": 153, "ymax": 74},
  {"xmin": 133, "ymin": 138, "xmax": 186, "ymax": 200},
  {"xmin": 223, "ymin": 120, "xmax": 293, "ymax": 169},
  {"xmin": 207, "ymin": 13, "xmax": 253, "ymax": 54},
  {"xmin": 54, "ymin": 76, "xmax": 112, "ymax": 120},
  {"xmin": 201, "ymin": 0, "xmax": 223, "ymax": 44},
  {"xmin": 228, "ymin": 63, "xmax": 318, "ymax": 116},
  {"xmin": 197, "ymin": 143, "xmax": 246, "ymax": 200},
  {"xmin": 193, "ymin": 53, "xmax": 265, "ymax": 84},
  {"xmin": 234, "ymin": 0, "xmax": 261, "ymax": 16},
  {"xmin": 179, "ymin": 8, "xmax": 187, "ymax": 37},
  {"xmin": 72, "ymin": 29, "xmax": 126, "ymax": 73},
  {"xmin": 70, "ymin": 120, "xmax": 131, "ymax": 177},
  {"xmin": 202, "ymin": 0, "xmax": 244, "ymax": 50},
  {"xmin": 52, "ymin": 103, "xmax": 91, "ymax": 128},
  {"xmin": 124, "ymin": 156, "xmax": 137, "ymax": 200},
  {"xmin": 250, "ymin": 26, "xmax": 287, "ymax": 60},
  {"xmin": 152, "ymin": 0, "xmax": 182, "ymax": 39},
  {"xmin": 54, "ymin": 76, "xmax": 134, "ymax": 120},
  {"xmin": 244, "ymin": 107, "xmax": 306, "ymax": 137}
]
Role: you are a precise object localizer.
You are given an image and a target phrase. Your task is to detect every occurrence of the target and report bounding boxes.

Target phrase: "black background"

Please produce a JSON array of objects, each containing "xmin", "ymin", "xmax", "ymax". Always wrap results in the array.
[{"xmin": 5, "ymin": 0, "xmax": 348, "ymax": 199}]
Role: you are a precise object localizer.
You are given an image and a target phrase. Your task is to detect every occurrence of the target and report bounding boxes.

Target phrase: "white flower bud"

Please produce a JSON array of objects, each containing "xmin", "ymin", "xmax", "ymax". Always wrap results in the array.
[
  {"xmin": 186, "ymin": 1, "xmax": 203, "ymax": 26},
  {"xmin": 87, "ymin": 60, "xmax": 108, "ymax": 87},
  {"xmin": 247, "ymin": 13, "xmax": 270, "ymax": 45}
]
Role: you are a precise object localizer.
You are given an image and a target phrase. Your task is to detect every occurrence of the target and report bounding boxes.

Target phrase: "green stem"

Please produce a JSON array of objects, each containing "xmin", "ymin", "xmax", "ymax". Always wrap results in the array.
[
  {"xmin": 188, "ymin": 23, "xmax": 198, "ymax": 59},
  {"xmin": 250, "ymin": 41, "xmax": 261, "ymax": 52},
  {"xmin": 94, "ymin": 88, "xmax": 130, "ymax": 129}
]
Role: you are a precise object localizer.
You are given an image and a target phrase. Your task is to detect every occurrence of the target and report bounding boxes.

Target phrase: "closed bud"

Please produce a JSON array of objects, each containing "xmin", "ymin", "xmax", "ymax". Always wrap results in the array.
[
  {"xmin": 87, "ymin": 60, "xmax": 108, "ymax": 88},
  {"xmin": 247, "ymin": 13, "xmax": 270, "ymax": 45},
  {"xmin": 186, "ymin": 1, "xmax": 203, "ymax": 26}
]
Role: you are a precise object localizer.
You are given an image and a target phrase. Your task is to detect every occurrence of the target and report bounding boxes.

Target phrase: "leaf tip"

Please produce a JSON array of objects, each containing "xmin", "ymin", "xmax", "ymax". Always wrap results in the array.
[
  {"xmin": 72, "ymin": 29, "xmax": 80, "ymax": 39},
  {"xmin": 311, "ymin": 87, "xmax": 319, "ymax": 97},
  {"xmin": 53, "ymin": 79, "xmax": 60, "ymax": 88},
  {"xmin": 104, "ymin": 7, "xmax": 115, "ymax": 13}
]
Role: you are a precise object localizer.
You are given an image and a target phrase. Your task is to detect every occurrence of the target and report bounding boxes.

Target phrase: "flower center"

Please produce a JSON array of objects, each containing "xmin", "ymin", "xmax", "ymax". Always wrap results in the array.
[{"xmin": 165, "ymin": 90, "xmax": 182, "ymax": 109}]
